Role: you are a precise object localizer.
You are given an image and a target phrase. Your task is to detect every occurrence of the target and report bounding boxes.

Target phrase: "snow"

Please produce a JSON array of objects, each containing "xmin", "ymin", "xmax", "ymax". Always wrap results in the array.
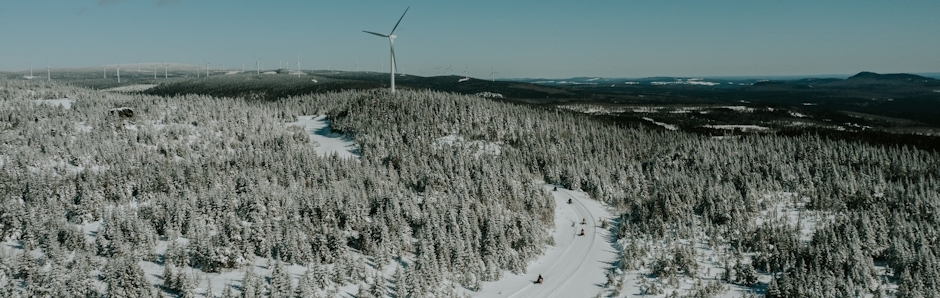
[
  {"xmin": 103, "ymin": 84, "xmax": 157, "ymax": 92},
  {"xmin": 755, "ymin": 192, "xmax": 832, "ymax": 243},
  {"xmin": 475, "ymin": 185, "xmax": 616, "ymax": 298},
  {"xmin": 286, "ymin": 115, "xmax": 359, "ymax": 159},
  {"xmin": 719, "ymin": 106, "xmax": 755, "ymax": 113},
  {"xmin": 788, "ymin": 111, "xmax": 808, "ymax": 118},
  {"xmin": 474, "ymin": 92, "xmax": 504, "ymax": 98},
  {"xmin": 458, "ymin": 77, "xmax": 470, "ymax": 82},
  {"xmin": 433, "ymin": 135, "xmax": 502, "ymax": 157},
  {"xmin": 703, "ymin": 125, "xmax": 770, "ymax": 131},
  {"xmin": 30, "ymin": 98, "xmax": 73, "ymax": 109},
  {"xmin": 642, "ymin": 117, "xmax": 678, "ymax": 131}
]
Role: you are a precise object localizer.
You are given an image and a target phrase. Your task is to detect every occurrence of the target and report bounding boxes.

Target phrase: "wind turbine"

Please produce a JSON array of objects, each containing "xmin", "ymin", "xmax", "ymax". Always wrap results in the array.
[
  {"xmin": 117, "ymin": 64, "xmax": 121, "ymax": 83},
  {"xmin": 46, "ymin": 66, "xmax": 50, "ymax": 81},
  {"xmin": 255, "ymin": 57, "xmax": 261, "ymax": 74},
  {"xmin": 163, "ymin": 63, "xmax": 170, "ymax": 79},
  {"xmin": 137, "ymin": 60, "xmax": 141, "ymax": 72},
  {"xmin": 462, "ymin": 66, "xmax": 469, "ymax": 79},
  {"xmin": 490, "ymin": 67, "xmax": 498, "ymax": 82},
  {"xmin": 30, "ymin": 63, "xmax": 33, "ymax": 77},
  {"xmin": 103, "ymin": 66, "xmax": 107, "ymax": 79},
  {"xmin": 363, "ymin": 6, "xmax": 409, "ymax": 93},
  {"xmin": 445, "ymin": 64, "xmax": 453, "ymax": 75},
  {"xmin": 204, "ymin": 60, "xmax": 211, "ymax": 77},
  {"xmin": 221, "ymin": 61, "xmax": 226, "ymax": 72},
  {"xmin": 152, "ymin": 64, "xmax": 158, "ymax": 79},
  {"xmin": 435, "ymin": 66, "xmax": 442, "ymax": 74}
]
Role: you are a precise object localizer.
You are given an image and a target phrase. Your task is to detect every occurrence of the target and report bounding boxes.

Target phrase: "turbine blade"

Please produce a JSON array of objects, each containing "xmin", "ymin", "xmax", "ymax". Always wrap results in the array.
[
  {"xmin": 363, "ymin": 30, "xmax": 389, "ymax": 37},
  {"xmin": 390, "ymin": 6, "xmax": 409, "ymax": 35}
]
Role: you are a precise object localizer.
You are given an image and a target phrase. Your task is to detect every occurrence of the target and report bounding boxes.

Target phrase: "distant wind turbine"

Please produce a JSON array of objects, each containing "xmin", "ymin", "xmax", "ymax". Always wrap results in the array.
[
  {"xmin": 255, "ymin": 57, "xmax": 261, "ymax": 74},
  {"xmin": 117, "ymin": 64, "xmax": 121, "ymax": 83},
  {"xmin": 445, "ymin": 64, "xmax": 453, "ymax": 75},
  {"xmin": 137, "ymin": 60, "xmax": 141, "ymax": 72},
  {"xmin": 30, "ymin": 63, "xmax": 33, "ymax": 77},
  {"xmin": 204, "ymin": 60, "xmax": 211, "ymax": 77},
  {"xmin": 490, "ymin": 67, "xmax": 498, "ymax": 82},
  {"xmin": 163, "ymin": 63, "xmax": 170, "ymax": 79},
  {"xmin": 46, "ymin": 66, "xmax": 50, "ymax": 81},
  {"xmin": 103, "ymin": 66, "xmax": 107, "ymax": 79},
  {"xmin": 221, "ymin": 61, "xmax": 225, "ymax": 72},
  {"xmin": 435, "ymin": 66, "xmax": 442, "ymax": 74},
  {"xmin": 152, "ymin": 64, "xmax": 158, "ymax": 79},
  {"xmin": 363, "ymin": 6, "xmax": 409, "ymax": 93}
]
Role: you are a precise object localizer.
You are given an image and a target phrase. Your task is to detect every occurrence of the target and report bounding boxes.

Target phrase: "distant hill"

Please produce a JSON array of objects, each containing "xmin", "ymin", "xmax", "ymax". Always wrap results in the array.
[{"xmin": 826, "ymin": 71, "xmax": 939, "ymax": 86}]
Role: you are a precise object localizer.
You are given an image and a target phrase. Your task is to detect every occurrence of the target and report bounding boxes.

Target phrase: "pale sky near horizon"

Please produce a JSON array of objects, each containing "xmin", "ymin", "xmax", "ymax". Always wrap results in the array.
[{"xmin": 0, "ymin": 0, "xmax": 938, "ymax": 78}]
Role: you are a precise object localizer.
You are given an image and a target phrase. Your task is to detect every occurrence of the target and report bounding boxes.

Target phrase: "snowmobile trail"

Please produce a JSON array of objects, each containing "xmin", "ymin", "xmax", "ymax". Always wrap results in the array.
[{"xmin": 476, "ymin": 185, "xmax": 617, "ymax": 298}]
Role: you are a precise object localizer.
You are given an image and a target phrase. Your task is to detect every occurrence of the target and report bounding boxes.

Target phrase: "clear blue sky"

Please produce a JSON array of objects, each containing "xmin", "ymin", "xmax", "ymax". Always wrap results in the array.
[{"xmin": 1, "ymin": 0, "xmax": 938, "ymax": 78}]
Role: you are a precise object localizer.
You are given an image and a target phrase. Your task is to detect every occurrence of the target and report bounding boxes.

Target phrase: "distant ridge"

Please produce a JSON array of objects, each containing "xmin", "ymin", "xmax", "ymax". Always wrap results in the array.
[{"xmin": 846, "ymin": 71, "xmax": 935, "ymax": 83}]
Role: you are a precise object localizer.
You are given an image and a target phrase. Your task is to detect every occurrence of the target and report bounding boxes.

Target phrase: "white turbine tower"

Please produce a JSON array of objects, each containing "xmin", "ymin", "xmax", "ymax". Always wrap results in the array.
[
  {"xmin": 445, "ymin": 64, "xmax": 453, "ymax": 75},
  {"xmin": 163, "ymin": 63, "xmax": 170, "ymax": 79},
  {"xmin": 363, "ymin": 6, "xmax": 409, "ymax": 93},
  {"xmin": 30, "ymin": 63, "xmax": 33, "ymax": 77},
  {"xmin": 255, "ymin": 57, "xmax": 261, "ymax": 74},
  {"xmin": 117, "ymin": 64, "xmax": 121, "ymax": 83},
  {"xmin": 46, "ymin": 66, "xmax": 50, "ymax": 81},
  {"xmin": 152, "ymin": 64, "xmax": 158, "ymax": 79},
  {"xmin": 490, "ymin": 67, "xmax": 498, "ymax": 82},
  {"xmin": 103, "ymin": 66, "xmax": 107, "ymax": 79},
  {"xmin": 204, "ymin": 61, "xmax": 211, "ymax": 77}
]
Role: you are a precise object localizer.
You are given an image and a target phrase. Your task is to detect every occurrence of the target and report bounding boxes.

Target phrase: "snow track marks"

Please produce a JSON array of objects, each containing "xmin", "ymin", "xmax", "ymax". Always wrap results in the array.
[{"xmin": 477, "ymin": 185, "xmax": 617, "ymax": 298}]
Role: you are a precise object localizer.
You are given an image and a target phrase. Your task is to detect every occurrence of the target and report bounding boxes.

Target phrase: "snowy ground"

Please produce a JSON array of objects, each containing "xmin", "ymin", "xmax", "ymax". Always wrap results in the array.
[
  {"xmin": 29, "ymin": 98, "xmax": 73, "ymax": 109},
  {"xmin": 286, "ymin": 115, "xmax": 359, "ymax": 159},
  {"xmin": 433, "ymin": 135, "xmax": 502, "ymax": 157},
  {"xmin": 703, "ymin": 125, "xmax": 770, "ymax": 132},
  {"xmin": 641, "ymin": 117, "xmax": 678, "ymax": 131},
  {"xmin": 103, "ymin": 84, "xmax": 157, "ymax": 92},
  {"xmin": 475, "ymin": 185, "xmax": 617, "ymax": 298}
]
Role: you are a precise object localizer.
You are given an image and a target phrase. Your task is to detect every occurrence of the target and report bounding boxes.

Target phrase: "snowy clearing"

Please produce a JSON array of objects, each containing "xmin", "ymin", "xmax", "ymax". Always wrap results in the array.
[
  {"xmin": 476, "ymin": 185, "xmax": 616, "ymax": 298},
  {"xmin": 433, "ymin": 135, "xmax": 502, "ymax": 157},
  {"xmin": 103, "ymin": 84, "xmax": 158, "ymax": 92},
  {"xmin": 703, "ymin": 125, "xmax": 770, "ymax": 131},
  {"xmin": 286, "ymin": 115, "xmax": 359, "ymax": 159},
  {"xmin": 642, "ymin": 117, "xmax": 679, "ymax": 131},
  {"xmin": 30, "ymin": 98, "xmax": 73, "ymax": 109}
]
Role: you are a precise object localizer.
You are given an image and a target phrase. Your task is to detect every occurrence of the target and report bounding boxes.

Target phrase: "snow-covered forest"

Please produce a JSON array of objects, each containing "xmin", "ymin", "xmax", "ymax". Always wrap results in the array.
[{"xmin": 1, "ymin": 79, "xmax": 938, "ymax": 297}]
